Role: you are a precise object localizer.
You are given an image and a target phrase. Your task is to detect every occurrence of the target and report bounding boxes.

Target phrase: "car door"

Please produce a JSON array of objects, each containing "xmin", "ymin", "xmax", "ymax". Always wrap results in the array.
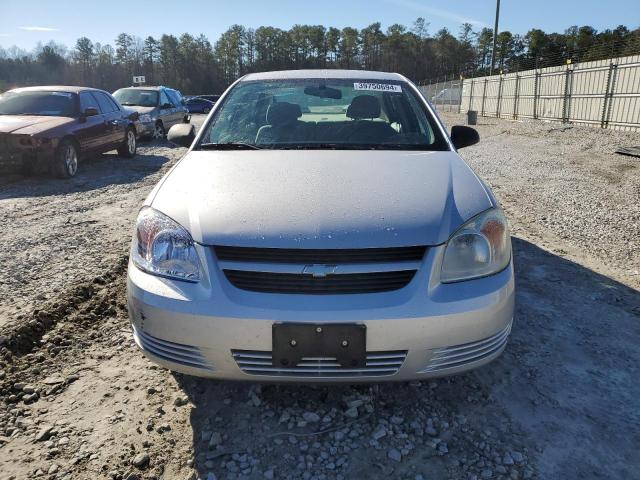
[
  {"xmin": 76, "ymin": 92, "xmax": 107, "ymax": 152},
  {"xmin": 93, "ymin": 92, "xmax": 126, "ymax": 148},
  {"xmin": 173, "ymin": 90, "xmax": 188, "ymax": 117},
  {"xmin": 168, "ymin": 89, "xmax": 186, "ymax": 124},
  {"xmin": 158, "ymin": 89, "xmax": 177, "ymax": 128}
]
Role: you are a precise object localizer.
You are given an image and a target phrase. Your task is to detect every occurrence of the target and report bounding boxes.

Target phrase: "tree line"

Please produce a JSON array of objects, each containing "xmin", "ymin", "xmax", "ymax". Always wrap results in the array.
[{"xmin": 0, "ymin": 20, "xmax": 638, "ymax": 94}]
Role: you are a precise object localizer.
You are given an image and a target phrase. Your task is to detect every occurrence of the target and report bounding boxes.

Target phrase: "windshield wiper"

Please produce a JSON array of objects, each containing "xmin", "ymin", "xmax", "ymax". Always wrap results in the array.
[
  {"xmin": 273, "ymin": 143, "xmax": 376, "ymax": 150},
  {"xmin": 198, "ymin": 142, "xmax": 262, "ymax": 150},
  {"xmin": 275, "ymin": 143, "xmax": 434, "ymax": 151},
  {"xmin": 372, "ymin": 144, "xmax": 434, "ymax": 150},
  {"xmin": 119, "ymin": 102, "xmax": 137, "ymax": 106}
]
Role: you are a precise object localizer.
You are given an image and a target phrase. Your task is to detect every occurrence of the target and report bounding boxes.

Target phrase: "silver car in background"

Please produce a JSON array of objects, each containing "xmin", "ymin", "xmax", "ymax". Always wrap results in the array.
[
  {"xmin": 127, "ymin": 70, "xmax": 514, "ymax": 382},
  {"xmin": 113, "ymin": 86, "xmax": 189, "ymax": 139}
]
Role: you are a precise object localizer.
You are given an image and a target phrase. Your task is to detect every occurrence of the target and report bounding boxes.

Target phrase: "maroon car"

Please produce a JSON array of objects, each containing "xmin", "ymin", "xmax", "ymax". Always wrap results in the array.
[{"xmin": 0, "ymin": 86, "xmax": 139, "ymax": 178}]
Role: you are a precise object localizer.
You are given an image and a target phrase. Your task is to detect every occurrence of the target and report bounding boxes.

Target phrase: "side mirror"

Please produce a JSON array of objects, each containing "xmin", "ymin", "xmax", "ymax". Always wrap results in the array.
[
  {"xmin": 451, "ymin": 125, "xmax": 480, "ymax": 149},
  {"xmin": 161, "ymin": 102, "xmax": 173, "ymax": 109},
  {"xmin": 79, "ymin": 107, "xmax": 99, "ymax": 122},
  {"xmin": 167, "ymin": 123, "xmax": 195, "ymax": 148}
]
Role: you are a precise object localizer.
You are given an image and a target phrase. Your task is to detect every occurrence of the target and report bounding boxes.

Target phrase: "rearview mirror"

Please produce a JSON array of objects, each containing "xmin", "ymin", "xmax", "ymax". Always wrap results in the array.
[
  {"xmin": 167, "ymin": 123, "xmax": 195, "ymax": 148},
  {"xmin": 83, "ymin": 107, "xmax": 99, "ymax": 117},
  {"xmin": 451, "ymin": 125, "xmax": 479, "ymax": 149}
]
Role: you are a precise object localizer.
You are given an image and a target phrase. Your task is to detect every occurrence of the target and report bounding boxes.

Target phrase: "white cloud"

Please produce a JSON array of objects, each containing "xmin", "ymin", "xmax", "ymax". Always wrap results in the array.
[
  {"xmin": 19, "ymin": 26, "xmax": 59, "ymax": 32},
  {"xmin": 388, "ymin": 0, "xmax": 489, "ymax": 27}
]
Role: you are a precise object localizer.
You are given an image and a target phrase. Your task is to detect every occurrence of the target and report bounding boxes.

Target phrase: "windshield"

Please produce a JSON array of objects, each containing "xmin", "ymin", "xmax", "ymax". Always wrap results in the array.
[
  {"xmin": 199, "ymin": 78, "xmax": 448, "ymax": 150},
  {"xmin": 113, "ymin": 89, "xmax": 159, "ymax": 107},
  {"xmin": 0, "ymin": 91, "xmax": 77, "ymax": 117}
]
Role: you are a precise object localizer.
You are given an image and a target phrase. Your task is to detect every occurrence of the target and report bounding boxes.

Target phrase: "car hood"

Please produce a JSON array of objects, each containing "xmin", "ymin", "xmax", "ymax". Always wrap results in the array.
[
  {"xmin": 150, "ymin": 150, "xmax": 494, "ymax": 248},
  {"xmin": 0, "ymin": 115, "xmax": 74, "ymax": 135}
]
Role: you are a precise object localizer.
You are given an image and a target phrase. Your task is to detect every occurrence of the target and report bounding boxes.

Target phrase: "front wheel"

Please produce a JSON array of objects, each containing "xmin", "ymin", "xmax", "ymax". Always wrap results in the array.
[
  {"xmin": 53, "ymin": 140, "xmax": 79, "ymax": 178},
  {"xmin": 118, "ymin": 128, "xmax": 137, "ymax": 158},
  {"xmin": 203, "ymin": 107, "xmax": 210, "ymax": 114},
  {"xmin": 152, "ymin": 122, "xmax": 165, "ymax": 140}
]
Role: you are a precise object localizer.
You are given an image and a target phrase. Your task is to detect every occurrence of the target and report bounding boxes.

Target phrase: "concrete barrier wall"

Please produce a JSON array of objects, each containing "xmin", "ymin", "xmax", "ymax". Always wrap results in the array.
[{"xmin": 459, "ymin": 55, "xmax": 640, "ymax": 131}]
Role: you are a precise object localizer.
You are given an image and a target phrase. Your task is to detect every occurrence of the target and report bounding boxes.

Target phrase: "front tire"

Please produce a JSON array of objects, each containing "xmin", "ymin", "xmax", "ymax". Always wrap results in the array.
[
  {"xmin": 118, "ymin": 128, "xmax": 137, "ymax": 158},
  {"xmin": 203, "ymin": 107, "xmax": 210, "ymax": 114},
  {"xmin": 152, "ymin": 122, "xmax": 165, "ymax": 140},
  {"xmin": 53, "ymin": 140, "xmax": 78, "ymax": 178}
]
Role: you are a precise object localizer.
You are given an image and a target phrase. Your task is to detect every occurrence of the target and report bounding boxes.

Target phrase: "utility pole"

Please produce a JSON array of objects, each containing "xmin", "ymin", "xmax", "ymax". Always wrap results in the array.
[{"xmin": 489, "ymin": 0, "xmax": 501, "ymax": 75}]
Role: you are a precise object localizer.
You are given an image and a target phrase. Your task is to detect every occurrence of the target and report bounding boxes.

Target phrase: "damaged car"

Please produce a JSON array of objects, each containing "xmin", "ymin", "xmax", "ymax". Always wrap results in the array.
[
  {"xmin": 0, "ymin": 86, "xmax": 139, "ymax": 178},
  {"xmin": 113, "ymin": 86, "xmax": 189, "ymax": 140},
  {"xmin": 127, "ymin": 70, "xmax": 514, "ymax": 382}
]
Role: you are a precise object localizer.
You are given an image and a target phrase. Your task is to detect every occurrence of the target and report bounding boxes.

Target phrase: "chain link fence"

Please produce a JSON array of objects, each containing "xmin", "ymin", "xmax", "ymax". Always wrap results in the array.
[{"xmin": 418, "ymin": 79, "xmax": 462, "ymax": 113}]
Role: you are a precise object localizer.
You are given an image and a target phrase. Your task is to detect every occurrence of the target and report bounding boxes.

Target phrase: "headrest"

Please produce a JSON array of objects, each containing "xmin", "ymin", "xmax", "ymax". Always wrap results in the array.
[
  {"xmin": 346, "ymin": 95, "xmax": 381, "ymax": 119},
  {"xmin": 267, "ymin": 102, "xmax": 302, "ymax": 126}
]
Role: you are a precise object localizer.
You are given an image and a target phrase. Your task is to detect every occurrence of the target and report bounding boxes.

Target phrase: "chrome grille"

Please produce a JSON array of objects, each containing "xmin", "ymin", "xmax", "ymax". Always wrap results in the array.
[
  {"xmin": 133, "ymin": 326, "xmax": 213, "ymax": 371},
  {"xmin": 232, "ymin": 350, "xmax": 407, "ymax": 377},
  {"xmin": 420, "ymin": 323, "xmax": 512, "ymax": 373},
  {"xmin": 223, "ymin": 269, "xmax": 417, "ymax": 294}
]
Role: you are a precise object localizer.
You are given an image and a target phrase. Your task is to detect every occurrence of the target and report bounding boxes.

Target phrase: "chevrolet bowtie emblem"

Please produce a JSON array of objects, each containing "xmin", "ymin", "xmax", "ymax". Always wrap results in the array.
[{"xmin": 302, "ymin": 264, "xmax": 338, "ymax": 278}]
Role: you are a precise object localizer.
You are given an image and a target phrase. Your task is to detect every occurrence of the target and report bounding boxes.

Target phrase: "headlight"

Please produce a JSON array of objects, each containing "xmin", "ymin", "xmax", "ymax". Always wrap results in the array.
[
  {"xmin": 441, "ymin": 208, "xmax": 511, "ymax": 283},
  {"xmin": 131, "ymin": 207, "xmax": 201, "ymax": 282},
  {"xmin": 139, "ymin": 114, "xmax": 152, "ymax": 123}
]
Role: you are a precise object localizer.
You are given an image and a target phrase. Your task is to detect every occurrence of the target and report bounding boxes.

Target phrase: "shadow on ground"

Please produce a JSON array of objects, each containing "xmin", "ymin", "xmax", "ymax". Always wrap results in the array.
[
  {"xmin": 0, "ymin": 148, "xmax": 172, "ymax": 200},
  {"xmin": 172, "ymin": 237, "xmax": 639, "ymax": 479}
]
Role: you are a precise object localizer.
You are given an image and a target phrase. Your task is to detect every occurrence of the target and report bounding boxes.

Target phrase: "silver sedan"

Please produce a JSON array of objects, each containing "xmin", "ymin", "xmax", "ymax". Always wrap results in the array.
[{"xmin": 127, "ymin": 70, "xmax": 514, "ymax": 382}]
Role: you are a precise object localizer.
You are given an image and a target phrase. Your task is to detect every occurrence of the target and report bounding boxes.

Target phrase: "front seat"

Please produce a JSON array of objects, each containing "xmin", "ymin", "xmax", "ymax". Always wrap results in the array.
[
  {"xmin": 345, "ymin": 95, "xmax": 396, "ymax": 143},
  {"xmin": 255, "ymin": 102, "xmax": 305, "ymax": 144}
]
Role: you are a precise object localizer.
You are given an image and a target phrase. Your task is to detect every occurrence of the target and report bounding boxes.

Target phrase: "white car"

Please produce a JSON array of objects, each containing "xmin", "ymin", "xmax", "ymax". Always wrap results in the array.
[{"xmin": 127, "ymin": 70, "xmax": 514, "ymax": 382}]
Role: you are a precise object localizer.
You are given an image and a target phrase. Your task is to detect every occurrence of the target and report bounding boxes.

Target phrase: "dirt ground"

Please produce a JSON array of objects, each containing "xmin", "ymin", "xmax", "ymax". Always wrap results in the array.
[{"xmin": 0, "ymin": 113, "xmax": 639, "ymax": 480}]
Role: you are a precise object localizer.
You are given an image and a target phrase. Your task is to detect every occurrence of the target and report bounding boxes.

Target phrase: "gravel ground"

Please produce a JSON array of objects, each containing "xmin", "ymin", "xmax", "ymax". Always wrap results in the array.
[
  {"xmin": 0, "ymin": 141, "xmax": 186, "ymax": 329},
  {"xmin": 0, "ymin": 114, "xmax": 639, "ymax": 480}
]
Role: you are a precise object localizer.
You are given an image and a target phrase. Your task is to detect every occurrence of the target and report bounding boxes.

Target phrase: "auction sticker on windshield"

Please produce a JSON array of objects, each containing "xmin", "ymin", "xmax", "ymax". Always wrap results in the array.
[{"xmin": 354, "ymin": 82, "xmax": 402, "ymax": 92}]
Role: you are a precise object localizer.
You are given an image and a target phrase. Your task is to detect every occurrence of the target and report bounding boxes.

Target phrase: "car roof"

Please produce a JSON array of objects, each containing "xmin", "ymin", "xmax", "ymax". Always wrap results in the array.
[
  {"xmin": 116, "ymin": 86, "xmax": 173, "ymax": 91},
  {"xmin": 241, "ymin": 69, "xmax": 408, "ymax": 82},
  {"xmin": 9, "ymin": 85, "xmax": 106, "ymax": 94}
]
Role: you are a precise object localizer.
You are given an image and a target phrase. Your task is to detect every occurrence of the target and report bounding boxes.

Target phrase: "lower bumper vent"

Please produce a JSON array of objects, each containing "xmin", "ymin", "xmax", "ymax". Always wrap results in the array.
[
  {"xmin": 133, "ymin": 326, "xmax": 213, "ymax": 371},
  {"xmin": 231, "ymin": 350, "xmax": 407, "ymax": 377},
  {"xmin": 420, "ymin": 323, "xmax": 511, "ymax": 373}
]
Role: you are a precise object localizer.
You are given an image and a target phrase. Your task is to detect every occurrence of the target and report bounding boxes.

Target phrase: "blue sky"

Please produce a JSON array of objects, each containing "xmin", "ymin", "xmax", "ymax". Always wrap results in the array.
[{"xmin": 0, "ymin": 0, "xmax": 638, "ymax": 50}]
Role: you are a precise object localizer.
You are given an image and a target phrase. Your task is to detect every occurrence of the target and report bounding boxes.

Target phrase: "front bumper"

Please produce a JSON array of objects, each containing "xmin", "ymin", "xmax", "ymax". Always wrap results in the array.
[
  {"xmin": 127, "ymin": 244, "xmax": 515, "ymax": 382},
  {"xmin": 0, "ymin": 134, "xmax": 55, "ymax": 171},
  {"xmin": 137, "ymin": 121, "xmax": 155, "ymax": 137}
]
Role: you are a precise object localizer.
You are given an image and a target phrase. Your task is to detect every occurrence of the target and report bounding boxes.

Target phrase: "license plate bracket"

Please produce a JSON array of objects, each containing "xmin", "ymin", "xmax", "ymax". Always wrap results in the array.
[{"xmin": 272, "ymin": 323, "xmax": 366, "ymax": 368}]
